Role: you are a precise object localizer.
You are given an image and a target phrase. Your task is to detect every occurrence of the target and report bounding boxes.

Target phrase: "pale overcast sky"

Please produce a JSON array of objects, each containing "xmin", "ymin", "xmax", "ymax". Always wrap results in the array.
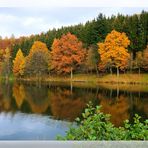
[{"xmin": 0, "ymin": 7, "xmax": 147, "ymax": 38}]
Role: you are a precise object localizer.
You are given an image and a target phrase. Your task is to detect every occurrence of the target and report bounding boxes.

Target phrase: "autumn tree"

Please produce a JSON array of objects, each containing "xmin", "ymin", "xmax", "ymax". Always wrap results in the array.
[
  {"xmin": 98, "ymin": 30, "xmax": 130, "ymax": 77},
  {"xmin": 51, "ymin": 32, "xmax": 86, "ymax": 78},
  {"xmin": 85, "ymin": 45, "xmax": 99, "ymax": 75},
  {"xmin": 13, "ymin": 49, "xmax": 25, "ymax": 77},
  {"xmin": 134, "ymin": 51, "xmax": 143, "ymax": 74},
  {"xmin": 143, "ymin": 45, "xmax": 148, "ymax": 71},
  {"xmin": 0, "ymin": 49, "xmax": 5, "ymax": 73},
  {"xmin": 1, "ymin": 48, "xmax": 11, "ymax": 80},
  {"xmin": 25, "ymin": 41, "xmax": 50, "ymax": 78}
]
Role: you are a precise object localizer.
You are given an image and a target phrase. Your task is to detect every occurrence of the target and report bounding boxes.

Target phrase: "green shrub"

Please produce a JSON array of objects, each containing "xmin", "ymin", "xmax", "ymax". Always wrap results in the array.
[{"xmin": 57, "ymin": 102, "xmax": 148, "ymax": 140}]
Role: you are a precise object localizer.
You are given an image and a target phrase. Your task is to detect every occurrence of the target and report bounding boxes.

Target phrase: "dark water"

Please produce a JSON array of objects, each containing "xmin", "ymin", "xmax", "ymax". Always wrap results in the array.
[{"xmin": 0, "ymin": 81, "xmax": 147, "ymax": 140}]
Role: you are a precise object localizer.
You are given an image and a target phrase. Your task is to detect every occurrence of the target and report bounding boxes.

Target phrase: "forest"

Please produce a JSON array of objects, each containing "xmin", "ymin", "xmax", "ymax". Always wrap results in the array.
[{"xmin": 0, "ymin": 10, "xmax": 148, "ymax": 79}]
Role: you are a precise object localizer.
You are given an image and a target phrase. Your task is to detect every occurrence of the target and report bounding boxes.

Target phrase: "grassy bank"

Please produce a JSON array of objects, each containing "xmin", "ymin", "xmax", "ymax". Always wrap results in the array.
[
  {"xmin": 2, "ymin": 73, "xmax": 148, "ymax": 85},
  {"xmin": 41, "ymin": 73, "xmax": 148, "ymax": 84}
]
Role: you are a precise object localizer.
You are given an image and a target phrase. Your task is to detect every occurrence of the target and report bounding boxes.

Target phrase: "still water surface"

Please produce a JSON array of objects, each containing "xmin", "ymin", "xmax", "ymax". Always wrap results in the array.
[{"xmin": 0, "ymin": 81, "xmax": 147, "ymax": 140}]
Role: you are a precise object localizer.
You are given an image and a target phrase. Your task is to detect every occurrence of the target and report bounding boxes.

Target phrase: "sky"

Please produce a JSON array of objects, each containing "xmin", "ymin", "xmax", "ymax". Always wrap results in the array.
[{"xmin": 0, "ymin": 7, "xmax": 147, "ymax": 38}]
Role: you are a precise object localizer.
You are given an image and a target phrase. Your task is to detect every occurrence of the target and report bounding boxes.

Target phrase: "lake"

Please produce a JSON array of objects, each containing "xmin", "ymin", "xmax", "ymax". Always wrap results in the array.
[{"xmin": 0, "ymin": 81, "xmax": 147, "ymax": 140}]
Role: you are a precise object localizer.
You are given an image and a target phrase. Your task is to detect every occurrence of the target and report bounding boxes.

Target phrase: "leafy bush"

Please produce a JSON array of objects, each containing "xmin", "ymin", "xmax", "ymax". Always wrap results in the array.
[{"xmin": 57, "ymin": 102, "xmax": 148, "ymax": 140}]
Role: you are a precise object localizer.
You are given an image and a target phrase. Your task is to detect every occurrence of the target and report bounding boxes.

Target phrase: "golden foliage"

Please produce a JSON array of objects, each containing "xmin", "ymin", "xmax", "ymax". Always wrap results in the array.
[
  {"xmin": 29, "ymin": 41, "xmax": 49, "ymax": 55},
  {"xmin": 13, "ymin": 49, "xmax": 25, "ymax": 77},
  {"xmin": 25, "ymin": 41, "xmax": 50, "ymax": 75},
  {"xmin": 98, "ymin": 30, "xmax": 130, "ymax": 71}
]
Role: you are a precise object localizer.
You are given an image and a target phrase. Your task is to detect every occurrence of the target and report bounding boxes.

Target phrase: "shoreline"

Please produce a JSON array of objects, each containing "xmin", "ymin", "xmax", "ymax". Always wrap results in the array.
[
  {"xmin": 5, "ymin": 73, "xmax": 148, "ymax": 85},
  {"xmin": 1, "ymin": 73, "xmax": 148, "ymax": 93}
]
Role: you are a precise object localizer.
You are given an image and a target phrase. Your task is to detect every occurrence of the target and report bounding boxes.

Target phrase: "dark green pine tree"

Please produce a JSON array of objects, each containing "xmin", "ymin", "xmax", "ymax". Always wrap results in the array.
[{"xmin": 112, "ymin": 14, "xmax": 125, "ymax": 32}]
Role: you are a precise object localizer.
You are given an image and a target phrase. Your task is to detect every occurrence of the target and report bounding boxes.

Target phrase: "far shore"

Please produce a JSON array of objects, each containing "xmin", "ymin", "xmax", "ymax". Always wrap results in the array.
[
  {"xmin": 4, "ymin": 73, "xmax": 148, "ymax": 85},
  {"xmin": 1, "ymin": 73, "xmax": 148, "ymax": 93}
]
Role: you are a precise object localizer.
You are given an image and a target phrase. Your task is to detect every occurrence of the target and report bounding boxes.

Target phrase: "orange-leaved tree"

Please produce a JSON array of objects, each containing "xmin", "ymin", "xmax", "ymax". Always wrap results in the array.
[
  {"xmin": 98, "ymin": 30, "xmax": 130, "ymax": 77},
  {"xmin": 13, "ymin": 49, "xmax": 25, "ymax": 77},
  {"xmin": 51, "ymin": 32, "xmax": 86, "ymax": 78}
]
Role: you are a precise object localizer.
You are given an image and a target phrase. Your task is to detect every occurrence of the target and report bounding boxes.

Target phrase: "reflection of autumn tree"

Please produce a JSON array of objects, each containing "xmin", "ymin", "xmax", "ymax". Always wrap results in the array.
[
  {"xmin": 13, "ymin": 83, "xmax": 25, "ymax": 109},
  {"xmin": 24, "ymin": 85, "xmax": 50, "ymax": 114},
  {"xmin": 133, "ymin": 97, "xmax": 148, "ymax": 117},
  {"xmin": 0, "ymin": 83, "xmax": 12, "ymax": 111},
  {"xmin": 50, "ymin": 87, "xmax": 87, "ymax": 121},
  {"xmin": 98, "ymin": 94, "xmax": 130, "ymax": 126}
]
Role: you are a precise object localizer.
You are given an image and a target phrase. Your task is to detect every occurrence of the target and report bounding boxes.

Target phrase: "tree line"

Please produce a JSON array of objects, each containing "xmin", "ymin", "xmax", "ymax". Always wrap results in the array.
[
  {"xmin": 11, "ymin": 11, "xmax": 148, "ymax": 59},
  {"xmin": 0, "ymin": 11, "xmax": 148, "ymax": 79}
]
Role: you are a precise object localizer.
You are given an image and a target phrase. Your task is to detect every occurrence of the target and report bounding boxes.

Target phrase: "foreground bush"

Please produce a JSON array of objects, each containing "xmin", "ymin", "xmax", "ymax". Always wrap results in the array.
[{"xmin": 57, "ymin": 102, "xmax": 148, "ymax": 140}]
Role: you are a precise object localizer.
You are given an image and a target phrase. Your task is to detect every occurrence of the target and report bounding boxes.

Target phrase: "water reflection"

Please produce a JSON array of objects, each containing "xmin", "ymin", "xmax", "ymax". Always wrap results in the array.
[
  {"xmin": 50, "ymin": 87, "xmax": 86, "ymax": 121},
  {"xmin": 98, "ymin": 94, "xmax": 130, "ymax": 126},
  {"xmin": 0, "ymin": 81, "xmax": 147, "ymax": 127},
  {"xmin": 13, "ymin": 83, "xmax": 25, "ymax": 109}
]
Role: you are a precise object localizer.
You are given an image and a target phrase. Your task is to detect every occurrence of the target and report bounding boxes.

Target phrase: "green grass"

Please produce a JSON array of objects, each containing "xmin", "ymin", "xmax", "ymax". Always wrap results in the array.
[
  {"xmin": 3, "ymin": 73, "xmax": 148, "ymax": 85},
  {"xmin": 2, "ymin": 73, "xmax": 148, "ymax": 92},
  {"xmin": 45, "ymin": 73, "xmax": 148, "ymax": 84}
]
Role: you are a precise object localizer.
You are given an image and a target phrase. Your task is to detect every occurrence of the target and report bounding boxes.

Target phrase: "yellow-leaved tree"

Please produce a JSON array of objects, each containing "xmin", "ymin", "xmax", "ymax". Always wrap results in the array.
[
  {"xmin": 25, "ymin": 41, "xmax": 50, "ymax": 78},
  {"xmin": 13, "ymin": 49, "xmax": 25, "ymax": 77},
  {"xmin": 98, "ymin": 30, "xmax": 130, "ymax": 77}
]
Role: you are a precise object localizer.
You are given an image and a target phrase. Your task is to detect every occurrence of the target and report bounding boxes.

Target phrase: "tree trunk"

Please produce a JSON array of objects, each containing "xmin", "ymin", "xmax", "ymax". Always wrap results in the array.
[
  {"xmin": 36, "ymin": 73, "xmax": 38, "ymax": 81},
  {"xmin": 5, "ymin": 74, "xmax": 8, "ymax": 81},
  {"xmin": 96, "ymin": 66, "xmax": 99, "ymax": 76},
  {"xmin": 71, "ymin": 67, "xmax": 73, "ymax": 79},
  {"xmin": 110, "ymin": 67, "xmax": 112, "ymax": 75},
  {"xmin": 5, "ymin": 74, "xmax": 9, "ymax": 84},
  {"xmin": 39, "ymin": 71, "xmax": 41, "ymax": 82},
  {"xmin": 117, "ymin": 67, "xmax": 119, "ymax": 78},
  {"xmin": 124, "ymin": 70, "xmax": 126, "ymax": 75}
]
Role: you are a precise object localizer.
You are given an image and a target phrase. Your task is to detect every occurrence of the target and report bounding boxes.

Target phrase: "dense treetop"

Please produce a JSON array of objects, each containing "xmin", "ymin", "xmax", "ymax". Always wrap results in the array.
[
  {"xmin": 98, "ymin": 30, "xmax": 130, "ymax": 74},
  {"xmin": 0, "ymin": 11, "xmax": 147, "ymax": 60},
  {"xmin": 51, "ymin": 32, "xmax": 86, "ymax": 75}
]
